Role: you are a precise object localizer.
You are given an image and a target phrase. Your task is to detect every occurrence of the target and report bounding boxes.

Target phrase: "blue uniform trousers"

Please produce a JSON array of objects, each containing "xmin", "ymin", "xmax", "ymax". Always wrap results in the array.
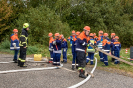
[{"xmin": 53, "ymin": 53, "xmax": 61, "ymax": 65}]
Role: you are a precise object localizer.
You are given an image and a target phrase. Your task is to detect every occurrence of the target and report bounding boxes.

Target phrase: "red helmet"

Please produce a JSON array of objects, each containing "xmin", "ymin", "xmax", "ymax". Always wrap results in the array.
[
  {"xmin": 72, "ymin": 30, "xmax": 75, "ymax": 34},
  {"xmin": 13, "ymin": 29, "xmax": 18, "ymax": 32},
  {"xmin": 84, "ymin": 26, "xmax": 90, "ymax": 31},
  {"xmin": 55, "ymin": 33, "xmax": 60, "ymax": 37},
  {"xmin": 89, "ymin": 33, "xmax": 94, "ymax": 36},
  {"xmin": 104, "ymin": 33, "xmax": 108, "ymax": 36},
  {"xmin": 111, "ymin": 33, "xmax": 115, "ymax": 36},
  {"xmin": 76, "ymin": 31, "xmax": 80, "ymax": 35},
  {"xmin": 48, "ymin": 33, "xmax": 53, "ymax": 37},
  {"xmin": 115, "ymin": 36, "xmax": 119, "ymax": 39},
  {"xmin": 60, "ymin": 34, "xmax": 63, "ymax": 38},
  {"xmin": 99, "ymin": 31, "xmax": 103, "ymax": 34}
]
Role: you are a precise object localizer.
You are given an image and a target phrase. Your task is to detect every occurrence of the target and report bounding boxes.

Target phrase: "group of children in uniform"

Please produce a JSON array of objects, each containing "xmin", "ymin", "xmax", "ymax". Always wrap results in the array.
[
  {"xmin": 88, "ymin": 31, "xmax": 121, "ymax": 66},
  {"xmin": 48, "ymin": 33, "xmax": 68, "ymax": 66},
  {"xmin": 48, "ymin": 30, "xmax": 121, "ymax": 67}
]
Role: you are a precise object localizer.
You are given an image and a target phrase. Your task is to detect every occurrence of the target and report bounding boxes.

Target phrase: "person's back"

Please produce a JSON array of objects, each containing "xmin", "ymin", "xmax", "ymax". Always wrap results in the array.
[
  {"xmin": 18, "ymin": 23, "xmax": 29, "ymax": 67},
  {"xmin": 113, "ymin": 36, "xmax": 121, "ymax": 64},
  {"xmin": 10, "ymin": 29, "xmax": 20, "ymax": 63}
]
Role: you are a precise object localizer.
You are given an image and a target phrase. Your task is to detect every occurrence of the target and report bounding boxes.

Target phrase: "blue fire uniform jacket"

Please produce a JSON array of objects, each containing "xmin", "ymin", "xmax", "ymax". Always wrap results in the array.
[
  {"xmin": 52, "ymin": 39, "xmax": 62, "ymax": 53},
  {"xmin": 49, "ymin": 37, "xmax": 54, "ymax": 51},
  {"xmin": 102, "ymin": 37, "xmax": 111, "ymax": 52},
  {"xmin": 112, "ymin": 41, "xmax": 121, "ymax": 52},
  {"xmin": 97, "ymin": 35, "xmax": 103, "ymax": 49},
  {"xmin": 10, "ymin": 34, "xmax": 20, "ymax": 50},
  {"xmin": 61, "ymin": 38, "xmax": 68, "ymax": 49},
  {"xmin": 68, "ymin": 35, "xmax": 76, "ymax": 47},
  {"xmin": 76, "ymin": 31, "xmax": 90, "ymax": 52}
]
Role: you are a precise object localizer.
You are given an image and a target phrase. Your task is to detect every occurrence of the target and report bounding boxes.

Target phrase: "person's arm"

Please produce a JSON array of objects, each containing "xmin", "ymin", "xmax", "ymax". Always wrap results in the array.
[
  {"xmin": 77, "ymin": 38, "xmax": 88, "ymax": 46},
  {"xmin": 20, "ymin": 32, "xmax": 26, "ymax": 48}
]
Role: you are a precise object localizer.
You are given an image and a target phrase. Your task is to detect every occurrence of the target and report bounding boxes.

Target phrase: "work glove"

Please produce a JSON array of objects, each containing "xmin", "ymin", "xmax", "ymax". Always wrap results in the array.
[
  {"xmin": 87, "ymin": 44, "xmax": 90, "ymax": 47},
  {"xmin": 49, "ymin": 48, "xmax": 53, "ymax": 51},
  {"xmin": 64, "ymin": 48, "xmax": 66, "ymax": 52},
  {"xmin": 13, "ymin": 43, "xmax": 17, "ymax": 49},
  {"xmin": 12, "ymin": 43, "xmax": 16, "ymax": 47},
  {"xmin": 70, "ymin": 44, "xmax": 72, "ymax": 47},
  {"xmin": 51, "ymin": 46, "xmax": 53, "ymax": 49},
  {"xmin": 94, "ymin": 45, "xmax": 97, "ymax": 48},
  {"xmin": 89, "ymin": 43, "xmax": 94, "ymax": 46},
  {"xmin": 53, "ymin": 41, "xmax": 56, "ymax": 45},
  {"xmin": 71, "ymin": 38, "xmax": 73, "ymax": 40}
]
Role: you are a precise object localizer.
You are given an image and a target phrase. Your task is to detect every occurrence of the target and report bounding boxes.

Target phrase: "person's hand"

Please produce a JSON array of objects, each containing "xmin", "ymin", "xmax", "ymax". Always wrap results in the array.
[
  {"xmin": 89, "ymin": 43, "xmax": 94, "ymax": 46},
  {"xmin": 87, "ymin": 44, "xmax": 90, "ymax": 47},
  {"xmin": 53, "ymin": 41, "xmax": 56, "ymax": 45},
  {"xmin": 23, "ymin": 47, "xmax": 26, "ymax": 48}
]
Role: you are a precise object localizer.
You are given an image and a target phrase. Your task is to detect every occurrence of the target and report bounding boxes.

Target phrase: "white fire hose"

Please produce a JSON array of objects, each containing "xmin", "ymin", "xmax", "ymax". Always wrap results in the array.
[
  {"xmin": 68, "ymin": 56, "xmax": 97, "ymax": 88},
  {"xmin": 0, "ymin": 64, "xmax": 63, "ymax": 74}
]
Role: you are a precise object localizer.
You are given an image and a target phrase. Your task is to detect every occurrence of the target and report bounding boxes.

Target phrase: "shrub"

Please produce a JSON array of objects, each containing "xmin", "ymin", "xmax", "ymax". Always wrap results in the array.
[{"xmin": 0, "ymin": 39, "xmax": 10, "ymax": 49}]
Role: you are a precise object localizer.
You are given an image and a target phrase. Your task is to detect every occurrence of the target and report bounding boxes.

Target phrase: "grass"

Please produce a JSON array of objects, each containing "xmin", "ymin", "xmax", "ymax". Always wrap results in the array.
[
  {"xmin": 93, "ymin": 48, "xmax": 133, "ymax": 75},
  {"xmin": 0, "ymin": 39, "xmax": 133, "ymax": 75}
]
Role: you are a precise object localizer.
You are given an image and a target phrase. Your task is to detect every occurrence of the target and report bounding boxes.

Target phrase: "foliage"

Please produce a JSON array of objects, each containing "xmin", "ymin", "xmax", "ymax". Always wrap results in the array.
[
  {"xmin": 27, "ymin": 46, "xmax": 38, "ymax": 54},
  {"xmin": 1, "ymin": 0, "xmax": 133, "ymax": 47},
  {"xmin": 12, "ymin": 5, "xmax": 71, "ymax": 46},
  {"xmin": 52, "ymin": 0, "xmax": 133, "ymax": 47},
  {"xmin": 0, "ymin": 0, "xmax": 13, "ymax": 41},
  {"xmin": 0, "ymin": 39, "xmax": 10, "ymax": 49}
]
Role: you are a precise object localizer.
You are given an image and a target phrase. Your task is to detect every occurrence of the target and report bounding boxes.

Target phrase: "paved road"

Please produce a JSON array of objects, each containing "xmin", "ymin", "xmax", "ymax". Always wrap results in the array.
[{"xmin": 0, "ymin": 54, "xmax": 133, "ymax": 88}]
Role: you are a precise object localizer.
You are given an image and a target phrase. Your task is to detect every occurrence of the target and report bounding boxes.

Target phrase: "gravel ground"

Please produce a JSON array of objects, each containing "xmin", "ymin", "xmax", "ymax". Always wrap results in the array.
[{"xmin": 0, "ymin": 54, "xmax": 133, "ymax": 88}]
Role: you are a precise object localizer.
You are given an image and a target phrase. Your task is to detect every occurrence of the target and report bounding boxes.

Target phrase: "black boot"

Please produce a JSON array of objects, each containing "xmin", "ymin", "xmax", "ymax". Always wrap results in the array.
[
  {"xmin": 14, "ymin": 60, "xmax": 18, "ymax": 63},
  {"xmin": 72, "ymin": 65, "xmax": 74, "ymax": 70},
  {"xmin": 61, "ymin": 60, "xmax": 64, "ymax": 63},
  {"xmin": 20, "ymin": 62, "xmax": 27, "ymax": 67},
  {"xmin": 111, "ymin": 58, "xmax": 115, "ymax": 62},
  {"xmin": 17, "ymin": 60, "xmax": 20, "ymax": 66},
  {"xmin": 76, "ymin": 66, "xmax": 78, "ymax": 69},
  {"xmin": 79, "ymin": 70, "xmax": 86, "ymax": 79}
]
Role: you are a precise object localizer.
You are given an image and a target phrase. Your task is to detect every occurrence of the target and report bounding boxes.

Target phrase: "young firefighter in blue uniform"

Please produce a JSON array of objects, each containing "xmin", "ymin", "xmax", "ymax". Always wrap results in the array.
[
  {"xmin": 113, "ymin": 36, "xmax": 121, "ymax": 64},
  {"xmin": 86, "ymin": 33, "xmax": 96, "ymax": 65},
  {"xmin": 71, "ymin": 31, "xmax": 80, "ymax": 70},
  {"xmin": 97, "ymin": 31, "xmax": 104, "ymax": 62},
  {"xmin": 48, "ymin": 33, "xmax": 54, "ymax": 63},
  {"xmin": 60, "ymin": 34, "xmax": 68, "ymax": 63},
  {"xmin": 10, "ymin": 29, "xmax": 20, "ymax": 63},
  {"xmin": 52, "ymin": 33, "xmax": 62, "ymax": 66},
  {"xmin": 18, "ymin": 23, "xmax": 29, "ymax": 67},
  {"xmin": 102, "ymin": 33, "xmax": 111, "ymax": 66},
  {"xmin": 76, "ymin": 26, "xmax": 90, "ymax": 78},
  {"xmin": 67, "ymin": 30, "xmax": 76, "ymax": 49},
  {"xmin": 93, "ymin": 33, "xmax": 98, "ymax": 42},
  {"xmin": 110, "ymin": 33, "xmax": 116, "ymax": 62}
]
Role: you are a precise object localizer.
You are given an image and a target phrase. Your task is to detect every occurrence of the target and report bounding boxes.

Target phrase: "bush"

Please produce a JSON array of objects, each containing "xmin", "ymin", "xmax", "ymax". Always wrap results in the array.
[
  {"xmin": 27, "ymin": 46, "xmax": 38, "ymax": 54},
  {"xmin": 0, "ymin": 39, "xmax": 10, "ymax": 49},
  {"xmin": 12, "ymin": 5, "xmax": 71, "ymax": 46}
]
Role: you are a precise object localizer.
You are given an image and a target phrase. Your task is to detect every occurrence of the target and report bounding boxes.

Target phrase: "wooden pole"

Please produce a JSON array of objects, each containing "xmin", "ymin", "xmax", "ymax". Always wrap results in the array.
[{"xmin": 90, "ymin": 45, "xmax": 133, "ymax": 66}]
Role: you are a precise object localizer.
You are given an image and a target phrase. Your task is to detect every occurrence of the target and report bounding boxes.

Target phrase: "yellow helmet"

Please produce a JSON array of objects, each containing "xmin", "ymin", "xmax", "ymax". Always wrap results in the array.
[{"xmin": 23, "ymin": 23, "xmax": 29, "ymax": 28}]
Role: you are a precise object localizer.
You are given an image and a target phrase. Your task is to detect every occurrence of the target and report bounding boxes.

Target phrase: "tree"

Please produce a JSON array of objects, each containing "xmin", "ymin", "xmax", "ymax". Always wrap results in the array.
[
  {"xmin": 12, "ymin": 5, "xmax": 71, "ymax": 46},
  {"xmin": 0, "ymin": 0, "xmax": 13, "ymax": 41}
]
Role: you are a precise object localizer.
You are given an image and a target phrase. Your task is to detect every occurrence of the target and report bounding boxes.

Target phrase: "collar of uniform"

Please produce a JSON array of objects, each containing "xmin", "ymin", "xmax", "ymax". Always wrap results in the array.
[{"xmin": 49, "ymin": 37, "xmax": 53, "ymax": 40}]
